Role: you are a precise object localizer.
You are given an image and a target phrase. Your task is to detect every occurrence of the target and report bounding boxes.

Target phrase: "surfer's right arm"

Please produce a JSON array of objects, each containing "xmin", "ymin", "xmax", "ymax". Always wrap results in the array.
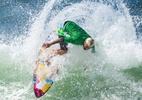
[
  {"xmin": 42, "ymin": 28, "xmax": 66, "ymax": 48},
  {"xmin": 42, "ymin": 37, "xmax": 63, "ymax": 48}
]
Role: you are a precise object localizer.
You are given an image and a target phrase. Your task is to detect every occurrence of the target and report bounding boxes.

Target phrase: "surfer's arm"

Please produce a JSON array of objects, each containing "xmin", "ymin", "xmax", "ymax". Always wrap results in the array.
[
  {"xmin": 49, "ymin": 38, "xmax": 63, "ymax": 45},
  {"xmin": 42, "ymin": 38, "xmax": 63, "ymax": 48}
]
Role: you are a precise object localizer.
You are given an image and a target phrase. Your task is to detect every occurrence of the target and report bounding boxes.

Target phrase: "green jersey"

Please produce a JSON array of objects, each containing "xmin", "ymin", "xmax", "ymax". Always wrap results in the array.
[{"xmin": 58, "ymin": 21, "xmax": 91, "ymax": 45}]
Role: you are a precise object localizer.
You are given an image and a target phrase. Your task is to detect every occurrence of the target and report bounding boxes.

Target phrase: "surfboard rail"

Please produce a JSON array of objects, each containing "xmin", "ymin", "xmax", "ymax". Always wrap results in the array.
[{"xmin": 33, "ymin": 47, "xmax": 57, "ymax": 98}]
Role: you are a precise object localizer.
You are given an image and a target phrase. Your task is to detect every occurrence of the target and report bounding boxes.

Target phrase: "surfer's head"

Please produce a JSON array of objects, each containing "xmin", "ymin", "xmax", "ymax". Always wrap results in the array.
[{"xmin": 83, "ymin": 38, "xmax": 94, "ymax": 50}]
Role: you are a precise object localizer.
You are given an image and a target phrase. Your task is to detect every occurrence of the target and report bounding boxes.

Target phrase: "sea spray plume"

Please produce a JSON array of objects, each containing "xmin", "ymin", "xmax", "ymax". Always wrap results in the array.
[{"xmin": 0, "ymin": 0, "xmax": 142, "ymax": 99}]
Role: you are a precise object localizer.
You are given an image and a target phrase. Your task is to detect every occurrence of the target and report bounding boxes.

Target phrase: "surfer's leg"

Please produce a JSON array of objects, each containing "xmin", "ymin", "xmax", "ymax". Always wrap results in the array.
[
  {"xmin": 45, "ymin": 59, "xmax": 51, "ymax": 66},
  {"xmin": 55, "ymin": 49, "xmax": 67, "ymax": 55},
  {"xmin": 55, "ymin": 35, "xmax": 68, "ymax": 55},
  {"xmin": 55, "ymin": 21, "xmax": 69, "ymax": 55}
]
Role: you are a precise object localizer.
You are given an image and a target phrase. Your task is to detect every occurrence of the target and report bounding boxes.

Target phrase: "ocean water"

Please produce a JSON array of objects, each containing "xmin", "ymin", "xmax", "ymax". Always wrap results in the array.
[{"xmin": 0, "ymin": 0, "xmax": 142, "ymax": 100}]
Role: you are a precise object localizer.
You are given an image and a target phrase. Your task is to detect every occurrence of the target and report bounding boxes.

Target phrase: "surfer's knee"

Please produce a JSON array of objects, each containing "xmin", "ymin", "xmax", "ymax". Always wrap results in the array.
[{"xmin": 55, "ymin": 49, "xmax": 68, "ymax": 55}]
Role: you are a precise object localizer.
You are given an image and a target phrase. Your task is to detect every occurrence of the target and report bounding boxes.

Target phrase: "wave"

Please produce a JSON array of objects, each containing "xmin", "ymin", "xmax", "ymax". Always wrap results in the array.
[{"xmin": 0, "ymin": 0, "xmax": 142, "ymax": 99}]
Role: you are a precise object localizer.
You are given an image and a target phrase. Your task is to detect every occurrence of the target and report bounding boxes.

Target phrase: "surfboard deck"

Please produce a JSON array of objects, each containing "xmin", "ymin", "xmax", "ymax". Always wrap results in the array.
[{"xmin": 33, "ymin": 47, "xmax": 57, "ymax": 98}]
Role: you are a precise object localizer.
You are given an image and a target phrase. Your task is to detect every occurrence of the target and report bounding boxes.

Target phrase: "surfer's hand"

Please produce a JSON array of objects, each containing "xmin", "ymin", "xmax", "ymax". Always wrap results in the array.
[{"xmin": 42, "ymin": 42, "xmax": 51, "ymax": 48}]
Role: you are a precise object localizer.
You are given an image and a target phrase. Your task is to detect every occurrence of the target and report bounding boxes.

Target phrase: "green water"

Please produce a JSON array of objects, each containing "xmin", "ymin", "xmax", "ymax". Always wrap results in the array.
[
  {"xmin": 1, "ymin": 0, "xmax": 142, "ymax": 99},
  {"xmin": 0, "ymin": 47, "xmax": 142, "ymax": 100}
]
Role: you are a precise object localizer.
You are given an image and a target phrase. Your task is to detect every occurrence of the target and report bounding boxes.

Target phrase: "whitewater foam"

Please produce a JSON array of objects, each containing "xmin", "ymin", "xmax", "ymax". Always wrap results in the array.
[{"xmin": 1, "ymin": 0, "xmax": 142, "ymax": 99}]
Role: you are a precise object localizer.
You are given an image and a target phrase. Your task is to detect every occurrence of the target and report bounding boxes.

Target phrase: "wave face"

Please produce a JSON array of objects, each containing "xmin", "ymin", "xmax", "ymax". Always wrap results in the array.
[{"xmin": 0, "ymin": 0, "xmax": 142, "ymax": 100}]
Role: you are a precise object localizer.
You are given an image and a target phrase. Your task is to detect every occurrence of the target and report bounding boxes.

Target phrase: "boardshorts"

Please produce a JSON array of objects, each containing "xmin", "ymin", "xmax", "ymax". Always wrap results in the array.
[{"xmin": 58, "ymin": 21, "xmax": 68, "ymax": 50}]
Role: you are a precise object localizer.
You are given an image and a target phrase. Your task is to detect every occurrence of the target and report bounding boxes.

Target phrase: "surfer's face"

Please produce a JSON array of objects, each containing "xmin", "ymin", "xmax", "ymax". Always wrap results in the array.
[{"xmin": 83, "ymin": 43, "xmax": 90, "ymax": 50}]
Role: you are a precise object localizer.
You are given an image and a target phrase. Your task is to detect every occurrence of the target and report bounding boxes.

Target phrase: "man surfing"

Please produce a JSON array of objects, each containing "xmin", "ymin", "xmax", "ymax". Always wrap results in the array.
[{"xmin": 42, "ymin": 21, "xmax": 95, "ymax": 55}]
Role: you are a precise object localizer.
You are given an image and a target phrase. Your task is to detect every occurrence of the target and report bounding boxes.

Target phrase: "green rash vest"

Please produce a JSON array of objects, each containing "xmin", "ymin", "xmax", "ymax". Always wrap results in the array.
[{"xmin": 58, "ymin": 21, "xmax": 91, "ymax": 45}]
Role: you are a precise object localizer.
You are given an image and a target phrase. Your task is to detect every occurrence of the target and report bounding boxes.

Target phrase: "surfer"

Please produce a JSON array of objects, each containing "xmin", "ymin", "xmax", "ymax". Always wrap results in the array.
[{"xmin": 42, "ymin": 21, "xmax": 95, "ymax": 55}]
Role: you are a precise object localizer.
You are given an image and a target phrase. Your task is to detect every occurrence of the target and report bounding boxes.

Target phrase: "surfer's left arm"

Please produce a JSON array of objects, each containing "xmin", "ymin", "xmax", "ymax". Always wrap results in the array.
[{"xmin": 91, "ymin": 45, "xmax": 95, "ymax": 53}]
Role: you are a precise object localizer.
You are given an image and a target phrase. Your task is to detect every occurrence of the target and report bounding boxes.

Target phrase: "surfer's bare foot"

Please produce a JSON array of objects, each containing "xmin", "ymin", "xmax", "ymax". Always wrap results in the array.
[
  {"xmin": 45, "ymin": 59, "xmax": 51, "ymax": 66},
  {"xmin": 55, "ymin": 49, "xmax": 67, "ymax": 55}
]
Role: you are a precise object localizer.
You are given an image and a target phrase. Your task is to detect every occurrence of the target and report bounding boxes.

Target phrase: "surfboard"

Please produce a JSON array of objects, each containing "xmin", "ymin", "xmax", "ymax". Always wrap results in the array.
[{"xmin": 33, "ymin": 47, "xmax": 57, "ymax": 98}]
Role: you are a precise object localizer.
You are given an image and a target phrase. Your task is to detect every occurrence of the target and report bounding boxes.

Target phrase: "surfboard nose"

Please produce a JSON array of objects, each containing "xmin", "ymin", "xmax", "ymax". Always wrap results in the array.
[{"xmin": 33, "ymin": 77, "xmax": 53, "ymax": 98}]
